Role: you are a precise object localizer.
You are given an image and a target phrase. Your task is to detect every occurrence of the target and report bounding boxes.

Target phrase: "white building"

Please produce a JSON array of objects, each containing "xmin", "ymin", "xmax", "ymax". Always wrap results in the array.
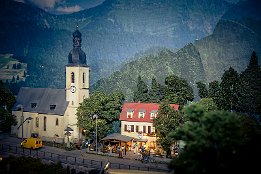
[
  {"xmin": 119, "ymin": 101, "xmax": 179, "ymax": 150},
  {"xmin": 11, "ymin": 29, "xmax": 90, "ymax": 143}
]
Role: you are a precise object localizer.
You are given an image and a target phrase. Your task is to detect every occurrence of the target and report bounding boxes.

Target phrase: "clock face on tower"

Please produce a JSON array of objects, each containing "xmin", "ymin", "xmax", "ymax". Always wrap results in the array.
[{"xmin": 70, "ymin": 86, "xmax": 76, "ymax": 93}]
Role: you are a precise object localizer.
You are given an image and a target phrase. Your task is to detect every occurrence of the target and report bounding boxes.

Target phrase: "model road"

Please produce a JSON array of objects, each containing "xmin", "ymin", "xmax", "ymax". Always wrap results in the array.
[{"xmin": 0, "ymin": 133, "xmax": 170, "ymax": 173}]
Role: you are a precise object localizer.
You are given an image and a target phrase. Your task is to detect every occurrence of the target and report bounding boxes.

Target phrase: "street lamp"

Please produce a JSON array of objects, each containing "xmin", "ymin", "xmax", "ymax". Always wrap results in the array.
[
  {"xmin": 16, "ymin": 105, "xmax": 33, "ymax": 141},
  {"xmin": 93, "ymin": 114, "xmax": 98, "ymax": 154}
]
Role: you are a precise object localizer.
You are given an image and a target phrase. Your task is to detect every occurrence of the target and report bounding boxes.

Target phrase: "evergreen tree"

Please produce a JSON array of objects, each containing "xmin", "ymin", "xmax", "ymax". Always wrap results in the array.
[
  {"xmin": 148, "ymin": 77, "xmax": 163, "ymax": 103},
  {"xmin": 238, "ymin": 51, "xmax": 261, "ymax": 115},
  {"xmin": 17, "ymin": 63, "xmax": 22, "ymax": 69},
  {"xmin": 219, "ymin": 67, "xmax": 240, "ymax": 111},
  {"xmin": 164, "ymin": 75, "xmax": 194, "ymax": 105},
  {"xmin": 0, "ymin": 81, "xmax": 15, "ymax": 111},
  {"xmin": 11, "ymin": 76, "xmax": 15, "ymax": 83},
  {"xmin": 133, "ymin": 75, "xmax": 149, "ymax": 102},
  {"xmin": 12, "ymin": 64, "xmax": 16, "ymax": 69},
  {"xmin": 0, "ymin": 82, "xmax": 16, "ymax": 132},
  {"xmin": 196, "ymin": 81, "xmax": 208, "ymax": 98},
  {"xmin": 208, "ymin": 80, "xmax": 221, "ymax": 107}
]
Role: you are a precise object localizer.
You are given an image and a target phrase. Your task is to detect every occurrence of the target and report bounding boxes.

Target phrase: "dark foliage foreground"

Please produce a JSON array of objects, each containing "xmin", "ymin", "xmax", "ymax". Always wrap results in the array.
[
  {"xmin": 168, "ymin": 105, "xmax": 261, "ymax": 174},
  {"xmin": 0, "ymin": 156, "xmax": 66, "ymax": 174}
]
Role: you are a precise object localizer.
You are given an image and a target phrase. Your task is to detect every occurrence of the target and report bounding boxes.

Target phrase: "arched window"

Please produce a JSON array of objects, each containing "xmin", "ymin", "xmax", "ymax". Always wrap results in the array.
[
  {"xmin": 83, "ymin": 73, "xmax": 85, "ymax": 83},
  {"xmin": 56, "ymin": 118, "xmax": 59, "ymax": 126},
  {"xmin": 44, "ymin": 116, "xmax": 47, "ymax": 131},
  {"xmin": 71, "ymin": 72, "xmax": 75, "ymax": 83},
  {"xmin": 35, "ymin": 117, "xmax": 39, "ymax": 128}
]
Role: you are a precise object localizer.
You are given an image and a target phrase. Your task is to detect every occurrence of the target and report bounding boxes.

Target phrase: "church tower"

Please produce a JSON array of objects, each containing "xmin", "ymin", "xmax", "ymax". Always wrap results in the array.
[{"xmin": 66, "ymin": 28, "xmax": 89, "ymax": 139}]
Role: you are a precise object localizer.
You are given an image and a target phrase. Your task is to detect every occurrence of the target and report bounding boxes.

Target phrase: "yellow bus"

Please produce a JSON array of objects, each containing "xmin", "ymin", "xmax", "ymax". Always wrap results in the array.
[{"xmin": 21, "ymin": 137, "xmax": 43, "ymax": 149}]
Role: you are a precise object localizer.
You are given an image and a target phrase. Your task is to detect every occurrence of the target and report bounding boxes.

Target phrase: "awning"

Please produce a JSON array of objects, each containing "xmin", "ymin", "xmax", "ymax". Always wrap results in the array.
[
  {"xmin": 101, "ymin": 133, "xmax": 133, "ymax": 142},
  {"xmin": 133, "ymin": 138, "xmax": 148, "ymax": 142}
]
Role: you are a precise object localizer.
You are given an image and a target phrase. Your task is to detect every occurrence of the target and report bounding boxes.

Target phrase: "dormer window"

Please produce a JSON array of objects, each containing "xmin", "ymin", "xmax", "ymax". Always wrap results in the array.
[
  {"xmin": 31, "ymin": 103, "xmax": 37, "ymax": 108},
  {"xmin": 150, "ymin": 110, "xmax": 157, "ymax": 119},
  {"xmin": 126, "ymin": 109, "xmax": 134, "ymax": 118},
  {"xmin": 50, "ymin": 105, "xmax": 56, "ymax": 110},
  {"xmin": 139, "ymin": 109, "xmax": 146, "ymax": 118}
]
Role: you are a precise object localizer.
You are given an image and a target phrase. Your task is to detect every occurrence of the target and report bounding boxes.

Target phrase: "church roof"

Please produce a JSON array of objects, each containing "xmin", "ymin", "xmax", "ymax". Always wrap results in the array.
[
  {"xmin": 68, "ymin": 48, "xmax": 87, "ymax": 65},
  {"xmin": 12, "ymin": 87, "xmax": 69, "ymax": 116},
  {"xmin": 68, "ymin": 29, "xmax": 87, "ymax": 66}
]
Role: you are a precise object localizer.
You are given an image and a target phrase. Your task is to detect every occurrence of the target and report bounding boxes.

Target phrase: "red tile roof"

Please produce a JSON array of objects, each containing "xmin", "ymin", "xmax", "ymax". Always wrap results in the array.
[{"xmin": 119, "ymin": 102, "xmax": 179, "ymax": 123}]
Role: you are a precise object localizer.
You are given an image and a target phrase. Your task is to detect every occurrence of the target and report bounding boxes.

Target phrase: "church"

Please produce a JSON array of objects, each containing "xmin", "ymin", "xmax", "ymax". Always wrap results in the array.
[{"xmin": 11, "ymin": 29, "xmax": 90, "ymax": 143}]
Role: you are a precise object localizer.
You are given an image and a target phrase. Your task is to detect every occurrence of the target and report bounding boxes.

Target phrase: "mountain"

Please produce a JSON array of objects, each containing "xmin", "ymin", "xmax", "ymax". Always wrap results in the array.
[
  {"xmin": 92, "ymin": 43, "xmax": 206, "ymax": 100},
  {"xmin": 92, "ymin": 0, "xmax": 261, "ymax": 100},
  {"xmin": 194, "ymin": 20, "xmax": 261, "ymax": 83},
  {"xmin": 76, "ymin": 0, "xmax": 231, "ymax": 80},
  {"xmin": 195, "ymin": 0, "xmax": 261, "ymax": 83},
  {"xmin": 0, "ymin": 0, "xmax": 231, "ymax": 90},
  {"xmin": 0, "ymin": 0, "xmax": 72, "ymax": 88}
]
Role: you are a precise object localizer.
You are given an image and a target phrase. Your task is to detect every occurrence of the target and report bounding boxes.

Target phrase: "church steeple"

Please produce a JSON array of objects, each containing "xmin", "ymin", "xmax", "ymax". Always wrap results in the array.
[
  {"xmin": 65, "ymin": 28, "xmax": 90, "ymax": 140},
  {"xmin": 68, "ymin": 27, "xmax": 87, "ymax": 65},
  {"xmin": 73, "ymin": 26, "xmax": 82, "ymax": 48}
]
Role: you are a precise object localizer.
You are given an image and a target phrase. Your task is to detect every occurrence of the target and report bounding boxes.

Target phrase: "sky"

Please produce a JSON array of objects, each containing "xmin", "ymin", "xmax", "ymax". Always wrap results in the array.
[
  {"xmin": 13, "ymin": 0, "xmax": 241, "ymax": 15},
  {"xmin": 14, "ymin": 0, "xmax": 106, "ymax": 14}
]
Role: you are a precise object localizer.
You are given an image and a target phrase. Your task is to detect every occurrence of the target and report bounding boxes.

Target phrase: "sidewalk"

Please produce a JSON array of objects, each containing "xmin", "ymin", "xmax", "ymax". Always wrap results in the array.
[{"xmin": 82, "ymin": 148, "xmax": 172, "ymax": 164}]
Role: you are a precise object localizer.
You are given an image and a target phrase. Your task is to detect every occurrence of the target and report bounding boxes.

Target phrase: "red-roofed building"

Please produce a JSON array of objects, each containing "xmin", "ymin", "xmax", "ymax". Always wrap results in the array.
[{"xmin": 119, "ymin": 101, "xmax": 179, "ymax": 150}]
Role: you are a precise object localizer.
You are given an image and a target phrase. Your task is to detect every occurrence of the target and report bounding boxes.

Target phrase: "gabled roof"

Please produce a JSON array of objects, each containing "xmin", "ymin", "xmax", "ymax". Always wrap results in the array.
[
  {"xmin": 12, "ymin": 87, "xmax": 69, "ymax": 116},
  {"xmin": 119, "ymin": 102, "xmax": 179, "ymax": 123}
]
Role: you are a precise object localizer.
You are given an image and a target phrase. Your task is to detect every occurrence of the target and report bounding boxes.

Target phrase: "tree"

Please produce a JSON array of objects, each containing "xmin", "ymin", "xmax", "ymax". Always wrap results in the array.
[
  {"xmin": 238, "ymin": 51, "xmax": 261, "ymax": 115},
  {"xmin": 11, "ymin": 76, "xmax": 15, "ymax": 83},
  {"xmin": 17, "ymin": 63, "xmax": 22, "ymax": 69},
  {"xmin": 133, "ymin": 75, "xmax": 149, "ymax": 102},
  {"xmin": 169, "ymin": 104, "xmax": 261, "ymax": 174},
  {"xmin": 208, "ymin": 80, "xmax": 221, "ymax": 107},
  {"xmin": 164, "ymin": 75, "xmax": 194, "ymax": 105},
  {"xmin": 196, "ymin": 81, "xmax": 208, "ymax": 98},
  {"xmin": 12, "ymin": 63, "xmax": 16, "ymax": 69},
  {"xmin": 0, "ymin": 156, "xmax": 66, "ymax": 173},
  {"xmin": 0, "ymin": 81, "xmax": 15, "ymax": 111},
  {"xmin": 0, "ymin": 108, "xmax": 17, "ymax": 132},
  {"xmin": 0, "ymin": 82, "xmax": 16, "ymax": 132},
  {"xmin": 153, "ymin": 101, "xmax": 184, "ymax": 157},
  {"xmin": 193, "ymin": 98, "xmax": 217, "ymax": 112},
  {"xmin": 148, "ymin": 77, "xmax": 163, "ymax": 103},
  {"xmin": 219, "ymin": 67, "xmax": 240, "ymax": 111},
  {"xmin": 76, "ymin": 91, "xmax": 124, "ymax": 140}
]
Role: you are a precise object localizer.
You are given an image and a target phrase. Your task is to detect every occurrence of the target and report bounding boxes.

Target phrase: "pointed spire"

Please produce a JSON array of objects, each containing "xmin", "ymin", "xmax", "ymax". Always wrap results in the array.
[
  {"xmin": 68, "ymin": 27, "xmax": 87, "ymax": 65},
  {"xmin": 73, "ymin": 25, "xmax": 82, "ymax": 48}
]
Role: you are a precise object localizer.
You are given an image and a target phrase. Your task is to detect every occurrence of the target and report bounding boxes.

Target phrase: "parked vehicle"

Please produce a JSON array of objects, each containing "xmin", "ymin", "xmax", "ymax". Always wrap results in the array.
[{"xmin": 20, "ymin": 137, "xmax": 43, "ymax": 149}]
